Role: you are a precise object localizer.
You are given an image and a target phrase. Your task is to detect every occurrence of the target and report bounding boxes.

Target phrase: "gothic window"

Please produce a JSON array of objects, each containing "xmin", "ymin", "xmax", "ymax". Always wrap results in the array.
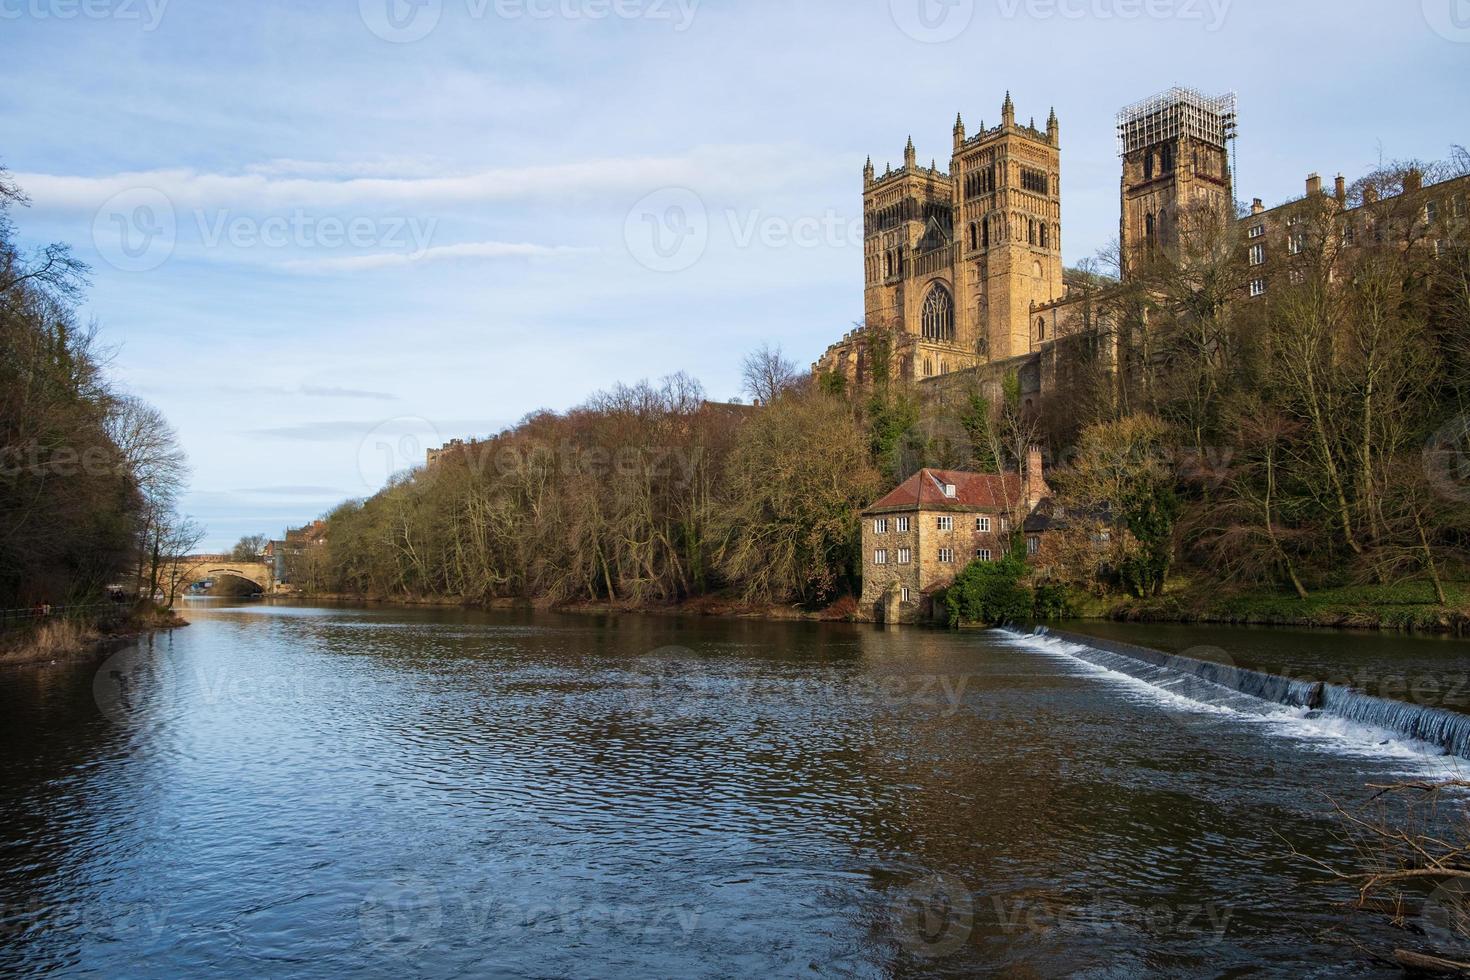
[
  {"xmin": 982, "ymin": 218, "xmax": 990, "ymax": 248},
  {"xmin": 1145, "ymin": 212, "xmax": 1156, "ymax": 244},
  {"xmin": 1036, "ymin": 316, "xmax": 1046, "ymax": 341},
  {"xmin": 1028, "ymin": 219, "xmax": 1036, "ymax": 245},
  {"xmin": 969, "ymin": 223, "xmax": 978, "ymax": 250},
  {"xmin": 1161, "ymin": 142, "xmax": 1174, "ymax": 173},
  {"xmin": 1040, "ymin": 223, "xmax": 1050, "ymax": 249},
  {"xmin": 1157, "ymin": 208, "xmax": 1167, "ymax": 244},
  {"xmin": 1144, "ymin": 152, "xmax": 1154, "ymax": 181},
  {"xmin": 921, "ymin": 283, "xmax": 955, "ymax": 342}
]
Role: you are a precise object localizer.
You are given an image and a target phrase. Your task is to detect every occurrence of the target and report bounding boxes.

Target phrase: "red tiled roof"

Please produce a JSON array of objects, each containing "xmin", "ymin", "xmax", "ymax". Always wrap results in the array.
[{"xmin": 864, "ymin": 468, "xmax": 1029, "ymax": 513}]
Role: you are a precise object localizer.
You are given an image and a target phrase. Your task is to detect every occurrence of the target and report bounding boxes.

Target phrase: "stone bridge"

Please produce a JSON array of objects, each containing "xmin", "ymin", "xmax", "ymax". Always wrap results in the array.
[{"xmin": 181, "ymin": 555, "xmax": 277, "ymax": 594}]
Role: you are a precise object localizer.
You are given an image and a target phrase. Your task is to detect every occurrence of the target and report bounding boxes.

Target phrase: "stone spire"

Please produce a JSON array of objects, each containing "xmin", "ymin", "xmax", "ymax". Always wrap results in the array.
[
  {"xmin": 1047, "ymin": 106, "xmax": 1059, "ymax": 144},
  {"xmin": 1002, "ymin": 91, "xmax": 1015, "ymax": 127},
  {"xmin": 953, "ymin": 112, "xmax": 966, "ymax": 150},
  {"xmin": 864, "ymin": 155, "xmax": 875, "ymax": 187},
  {"xmin": 904, "ymin": 135, "xmax": 917, "ymax": 170}
]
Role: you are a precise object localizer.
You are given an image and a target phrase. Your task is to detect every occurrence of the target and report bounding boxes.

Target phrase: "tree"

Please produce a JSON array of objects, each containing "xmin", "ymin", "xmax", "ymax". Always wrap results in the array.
[
  {"xmin": 229, "ymin": 534, "xmax": 269, "ymax": 562},
  {"xmin": 1058, "ymin": 415, "xmax": 1181, "ymax": 597},
  {"xmin": 714, "ymin": 387, "xmax": 881, "ymax": 605},
  {"xmin": 740, "ymin": 343, "xmax": 801, "ymax": 404}
]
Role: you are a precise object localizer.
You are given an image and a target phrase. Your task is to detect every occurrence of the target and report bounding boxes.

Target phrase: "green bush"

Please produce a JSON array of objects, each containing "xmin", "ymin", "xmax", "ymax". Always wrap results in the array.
[{"xmin": 946, "ymin": 556, "xmax": 1032, "ymax": 626}]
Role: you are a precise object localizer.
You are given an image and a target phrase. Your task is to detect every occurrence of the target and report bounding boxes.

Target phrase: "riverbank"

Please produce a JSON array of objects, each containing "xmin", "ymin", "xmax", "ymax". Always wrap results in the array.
[
  {"xmin": 1101, "ymin": 581, "xmax": 1470, "ymax": 635},
  {"xmin": 0, "ymin": 605, "xmax": 189, "ymax": 668},
  {"xmin": 277, "ymin": 591, "xmax": 858, "ymax": 623}
]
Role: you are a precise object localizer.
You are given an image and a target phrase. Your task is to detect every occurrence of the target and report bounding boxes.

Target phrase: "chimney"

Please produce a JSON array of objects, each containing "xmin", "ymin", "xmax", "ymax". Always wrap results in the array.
[
  {"xmin": 1306, "ymin": 173, "xmax": 1322, "ymax": 197},
  {"xmin": 1251, "ymin": 198, "xmax": 1264, "ymax": 215},
  {"xmin": 1404, "ymin": 168, "xmax": 1423, "ymax": 193},
  {"xmin": 1334, "ymin": 174, "xmax": 1347, "ymax": 204},
  {"xmin": 1025, "ymin": 446, "xmax": 1047, "ymax": 508}
]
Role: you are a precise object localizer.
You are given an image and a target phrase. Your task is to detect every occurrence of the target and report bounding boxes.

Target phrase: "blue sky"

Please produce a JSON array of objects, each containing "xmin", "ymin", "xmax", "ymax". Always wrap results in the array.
[{"xmin": 4, "ymin": 0, "xmax": 1468, "ymax": 550}]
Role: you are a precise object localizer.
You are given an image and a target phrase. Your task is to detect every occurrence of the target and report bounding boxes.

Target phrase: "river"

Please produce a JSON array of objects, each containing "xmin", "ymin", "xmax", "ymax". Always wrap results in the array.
[{"xmin": 3, "ymin": 601, "xmax": 1470, "ymax": 976}]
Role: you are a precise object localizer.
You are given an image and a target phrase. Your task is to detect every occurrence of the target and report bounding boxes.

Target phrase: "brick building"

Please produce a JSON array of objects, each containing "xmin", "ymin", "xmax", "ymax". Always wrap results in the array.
[{"xmin": 860, "ymin": 449, "xmax": 1049, "ymax": 624}]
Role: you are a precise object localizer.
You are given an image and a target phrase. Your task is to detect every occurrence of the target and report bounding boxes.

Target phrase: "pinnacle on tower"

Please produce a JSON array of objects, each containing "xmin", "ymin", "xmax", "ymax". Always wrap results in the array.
[
  {"xmin": 1029, "ymin": 117, "xmax": 1035, "ymax": 129},
  {"xmin": 904, "ymin": 135, "xmax": 917, "ymax": 169},
  {"xmin": 1002, "ymin": 91, "xmax": 1016, "ymax": 127},
  {"xmin": 955, "ymin": 112, "xmax": 964, "ymax": 130}
]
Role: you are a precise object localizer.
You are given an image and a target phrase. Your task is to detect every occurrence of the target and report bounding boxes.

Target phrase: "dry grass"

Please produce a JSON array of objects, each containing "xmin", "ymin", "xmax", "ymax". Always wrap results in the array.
[{"xmin": 0, "ymin": 618, "xmax": 102, "ymax": 664}]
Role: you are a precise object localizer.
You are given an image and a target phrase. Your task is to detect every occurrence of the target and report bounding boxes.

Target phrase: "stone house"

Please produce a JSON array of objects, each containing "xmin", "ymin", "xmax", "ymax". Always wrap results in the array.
[{"xmin": 860, "ymin": 449, "xmax": 1049, "ymax": 624}]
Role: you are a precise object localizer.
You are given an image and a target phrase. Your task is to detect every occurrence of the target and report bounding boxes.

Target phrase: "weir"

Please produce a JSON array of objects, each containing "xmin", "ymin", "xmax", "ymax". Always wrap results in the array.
[{"xmin": 1018, "ymin": 627, "xmax": 1470, "ymax": 759}]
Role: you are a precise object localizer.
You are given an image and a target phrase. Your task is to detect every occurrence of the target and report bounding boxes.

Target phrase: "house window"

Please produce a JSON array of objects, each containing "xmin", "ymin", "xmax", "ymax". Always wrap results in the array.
[
  {"xmin": 1427, "ymin": 200, "xmax": 1440, "ymax": 223},
  {"xmin": 1249, "ymin": 244, "xmax": 1265, "ymax": 266},
  {"xmin": 943, "ymin": 483, "xmax": 956, "ymax": 498},
  {"xmin": 977, "ymin": 516, "xmax": 991, "ymax": 533},
  {"xmin": 1248, "ymin": 224, "xmax": 1265, "ymax": 239},
  {"xmin": 897, "ymin": 549, "xmax": 912, "ymax": 565},
  {"xmin": 937, "ymin": 516, "xmax": 954, "ymax": 531},
  {"xmin": 901, "ymin": 587, "xmax": 910, "ymax": 603},
  {"xmin": 977, "ymin": 549, "xmax": 992, "ymax": 561},
  {"xmin": 896, "ymin": 517, "xmax": 910, "ymax": 533},
  {"xmin": 939, "ymin": 548, "xmax": 954, "ymax": 564},
  {"xmin": 1027, "ymin": 536, "xmax": 1040, "ymax": 555},
  {"xmin": 1287, "ymin": 233, "xmax": 1303, "ymax": 256},
  {"xmin": 999, "ymin": 516, "xmax": 1010, "ymax": 534},
  {"xmin": 874, "ymin": 549, "xmax": 888, "ymax": 565},
  {"xmin": 874, "ymin": 518, "xmax": 888, "ymax": 534},
  {"xmin": 1249, "ymin": 278, "xmax": 1266, "ymax": 298},
  {"xmin": 1454, "ymin": 195, "xmax": 1466, "ymax": 218}
]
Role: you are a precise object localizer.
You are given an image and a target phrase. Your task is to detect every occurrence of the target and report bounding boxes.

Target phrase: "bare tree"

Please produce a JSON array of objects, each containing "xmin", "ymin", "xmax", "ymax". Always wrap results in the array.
[{"xmin": 741, "ymin": 343, "xmax": 801, "ymax": 404}]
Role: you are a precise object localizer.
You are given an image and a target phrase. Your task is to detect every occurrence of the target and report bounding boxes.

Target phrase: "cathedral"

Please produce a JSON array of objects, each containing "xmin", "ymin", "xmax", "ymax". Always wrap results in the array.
[{"xmin": 815, "ymin": 87, "xmax": 1238, "ymax": 386}]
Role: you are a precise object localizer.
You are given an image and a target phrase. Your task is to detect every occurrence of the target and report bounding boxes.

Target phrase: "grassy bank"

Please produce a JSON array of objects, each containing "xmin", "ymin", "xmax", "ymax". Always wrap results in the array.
[
  {"xmin": 0, "ymin": 605, "xmax": 189, "ymax": 667},
  {"xmin": 1105, "ymin": 580, "xmax": 1470, "ymax": 634}
]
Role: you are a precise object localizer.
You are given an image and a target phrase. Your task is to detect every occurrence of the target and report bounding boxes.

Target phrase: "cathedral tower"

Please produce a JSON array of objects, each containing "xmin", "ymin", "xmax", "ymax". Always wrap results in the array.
[{"xmin": 1117, "ymin": 87, "xmax": 1236, "ymax": 277}]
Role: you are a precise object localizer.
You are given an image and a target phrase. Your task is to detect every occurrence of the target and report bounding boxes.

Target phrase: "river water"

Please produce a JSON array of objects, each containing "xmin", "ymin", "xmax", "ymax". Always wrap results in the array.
[{"xmin": 3, "ymin": 601, "xmax": 1470, "ymax": 977}]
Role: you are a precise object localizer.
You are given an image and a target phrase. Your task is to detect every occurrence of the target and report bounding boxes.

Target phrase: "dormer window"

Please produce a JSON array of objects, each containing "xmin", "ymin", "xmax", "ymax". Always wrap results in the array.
[{"xmin": 944, "ymin": 483, "xmax": 956, "ymax": 498}]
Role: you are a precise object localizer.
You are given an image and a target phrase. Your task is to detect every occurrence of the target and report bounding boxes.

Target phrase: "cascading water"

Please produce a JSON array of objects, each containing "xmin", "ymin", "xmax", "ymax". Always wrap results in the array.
[{"xmin": 1014, "ymin": 626, "xmax": 1470, "ymax": 759}]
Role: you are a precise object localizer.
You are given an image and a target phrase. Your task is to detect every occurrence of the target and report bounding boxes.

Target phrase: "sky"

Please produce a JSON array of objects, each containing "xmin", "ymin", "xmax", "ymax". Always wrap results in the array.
[{"xmin": 4, "ymin": 0, "xmax": 1468, "ymax": 550}]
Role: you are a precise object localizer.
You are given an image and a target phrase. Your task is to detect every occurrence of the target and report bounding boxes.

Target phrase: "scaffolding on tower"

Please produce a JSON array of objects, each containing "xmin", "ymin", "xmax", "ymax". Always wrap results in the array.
[{"xmin": 1116, "ymin": 87, "xmax": 1238, "ymax": 156}]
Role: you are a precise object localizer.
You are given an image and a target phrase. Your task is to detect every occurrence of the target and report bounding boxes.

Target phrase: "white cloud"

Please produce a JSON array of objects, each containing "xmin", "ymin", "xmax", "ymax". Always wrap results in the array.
[
  {"xmin": 15, "ymin": 144, "xmax": 808, "ymax": 214},
  {"xmin": 283, "ymin": 240, "xmax": 598, "ymax": 273}
]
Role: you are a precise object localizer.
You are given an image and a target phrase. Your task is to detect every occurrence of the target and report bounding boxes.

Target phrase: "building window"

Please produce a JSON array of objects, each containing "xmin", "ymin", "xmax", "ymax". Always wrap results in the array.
[
  {"xmin": 897, "ymin": 517, "xmax": 910, "ymax": 533},
  {"xmin": 1249, "ymin": 244, "xmax": 1265, "ymax": 266},
  {"xmin": 977, "ymin": 549, "xmax": 992, "ymax": 561},
  {"xmin": 874, "ymin": 549, "xmax": 888, "ymax": 565},
  {"xmin": 1248, "ymin": 224, "xmax": 1265, "ymax": 239},
  {"xmin": 977, "ymin": 516, "xmax": 991, "ymax": 533},
  {"xmin": 897, "ymin": 548, "xmax": 912, "ymax": 565},
  {"xmin": 1144, "ymin": 151, "xmax": 1154, "ymax": 181},
  {"xmin": 937, "ymin": 516, "xmax": 954, "ymax": 531},
  {"xmin": 1036, "ymin": 316, "xmax": 1045, "ymax": 341},
  {"xmin": 1249, "ymin": 278, "xmax": 1266, "ymax": 298},
  {"xmin": 1427, "ymin": 200, "xmax": 1440, "ymax": 223},
  {"xmin": 969, "ymin": 223, "xmax": 978, "ymax": 250},
  {"xmin": 1454, "ymin": 195, "xmax": 1466, "ymax": 218},
  {"xmin": 921, "ymin": 283, "xmax": 955, "ymax": 342},
  {"xmin": 1040, "ymin": 224, "xmax": 1050, "ymax": 249},
  {"xmin": 901, "ymin": 587, "xmax": 910, "ymax": 604},
  {"xmin": 1160, "ymin": 142, "xmax": 1174, "ymax": 172},
  {"xmin": 1287, "ymin": 233, "xmax": 1303, "ymax": 256},
  {"xmin": 1027, "ymin": 536, "xmax": 1040, "ymax": 555},
  {"xmin": 982, "ymin": 218, "xmax": 990, "ymax": 248},
  {"xmin": 939, "ymin": 548, "xmax": 954, "ymax": 564},
  {"xmin": 874, "ymin": 518, "xmax": 888, "ymax": 534},
  {"xmin": 999, "ymin": 516, "xmax": 1010, "ymax": 534}
]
